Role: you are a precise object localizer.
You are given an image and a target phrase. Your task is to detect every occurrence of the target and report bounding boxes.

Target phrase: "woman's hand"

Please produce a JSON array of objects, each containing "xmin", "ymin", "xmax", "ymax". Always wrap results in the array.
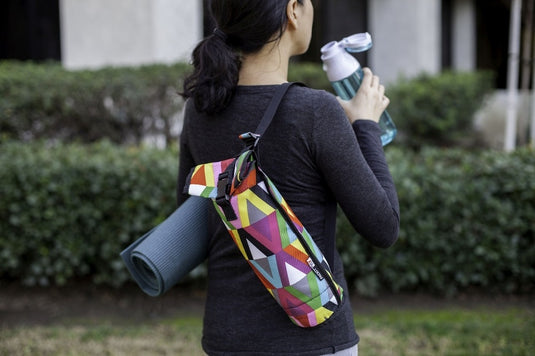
[{"xmin": 336, "ymin": 67, "xmax": 390, "ymax": 124}]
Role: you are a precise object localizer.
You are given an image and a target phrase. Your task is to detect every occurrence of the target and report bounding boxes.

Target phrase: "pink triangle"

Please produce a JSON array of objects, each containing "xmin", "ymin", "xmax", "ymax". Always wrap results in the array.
[{"xmin": 244, "ymin": 212, "xmax": 282, "ymax": 253}]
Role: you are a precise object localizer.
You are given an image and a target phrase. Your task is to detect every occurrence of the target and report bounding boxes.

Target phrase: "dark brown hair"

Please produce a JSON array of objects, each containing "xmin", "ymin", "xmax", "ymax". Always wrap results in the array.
[{"xmin": 182, "ymin": 0, "xmax": 303, "ymax": 115}]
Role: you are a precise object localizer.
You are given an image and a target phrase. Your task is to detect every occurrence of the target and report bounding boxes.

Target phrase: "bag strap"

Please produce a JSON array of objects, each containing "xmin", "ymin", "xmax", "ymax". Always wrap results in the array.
[
  {"xmin": 256, "ymin": 82, "xmax": 337, "ymax": 268},
  {"xmin": 217, "ymin": 83, "xmax": 297, "ymax": 220},
  {"xmin": 220, "ymin": 82, "xmax": 337, "ymax": 266},
  {"xmin": 254, "ymin": 82, "xmax": 296, "ymax": 137}
]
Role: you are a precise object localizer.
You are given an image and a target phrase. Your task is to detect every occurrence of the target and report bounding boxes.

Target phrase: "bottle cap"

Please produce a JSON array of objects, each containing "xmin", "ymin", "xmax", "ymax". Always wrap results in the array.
[
  {"xmin": 341, "ymin": 32, "xmax": 373, "ymax": 53},
  {"xmin": 320, "ymin": 32, "xmax": 372, "ymax": 82}
]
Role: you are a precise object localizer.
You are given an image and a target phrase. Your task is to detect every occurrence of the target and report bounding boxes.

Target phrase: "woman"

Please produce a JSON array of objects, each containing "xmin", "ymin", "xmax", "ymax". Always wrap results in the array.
[{"xmin": 177, "ymin": 0, "xmax": 400, "ymax": 355}]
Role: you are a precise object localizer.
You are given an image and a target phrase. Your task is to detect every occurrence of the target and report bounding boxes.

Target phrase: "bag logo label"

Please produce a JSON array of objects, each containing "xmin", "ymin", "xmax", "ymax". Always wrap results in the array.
[{"xmin": 307, "ymin": 257, "xmax": 324, "ymax": 281}]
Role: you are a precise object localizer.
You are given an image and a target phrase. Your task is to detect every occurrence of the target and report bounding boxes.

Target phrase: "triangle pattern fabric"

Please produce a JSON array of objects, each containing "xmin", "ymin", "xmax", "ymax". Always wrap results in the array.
[
  {"xmin": 244, "ymin": 212, "xmax": 283, "ymax": 254},
  {"xmin": 247, "ymin": 238, "xmax": 267, "ymax": 260},
  {"xmin": 190, "ymin": 165, "xmax": 207, "ymax": 186},
  {"xmin": 288, "ymin": 272, "xmax": 312, "ymax": 299},
  {"xmin": 246, "ymin": 198, "xmax": 270, "ymax": 226},
  {"xmin": 250, "ymin": 255, "xmax": 282, "ymax": 289},
  {"xmin": 285, "ymin": 262, "xmax": 308, "ymax": 286}
]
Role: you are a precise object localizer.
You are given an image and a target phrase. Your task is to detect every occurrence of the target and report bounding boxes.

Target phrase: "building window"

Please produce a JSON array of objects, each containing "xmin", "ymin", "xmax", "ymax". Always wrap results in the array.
[
  {"xmin": 476, "ymin": 0, "xmax": 535, "ymax": 90},
  {"xmin": 475, "ymin": 0, "xmax": 510, "ymax": 89},
  {"xmin": 302, "ymin": 0, "xmax": 368, "ymax": 65},
  {"xmin": 0, "ymin": 0, "xmax": 61, "ymax": 61}
]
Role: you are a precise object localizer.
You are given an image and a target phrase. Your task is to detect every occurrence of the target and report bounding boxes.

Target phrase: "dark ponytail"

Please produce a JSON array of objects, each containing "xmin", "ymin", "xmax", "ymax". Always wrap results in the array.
[
  {"xmin": 182, "ymin": 0, "xmax": 303, "ymax": 115},
  {"xmin": 182, "ymin": 32, "xmax": 240, "ymax": 115}
]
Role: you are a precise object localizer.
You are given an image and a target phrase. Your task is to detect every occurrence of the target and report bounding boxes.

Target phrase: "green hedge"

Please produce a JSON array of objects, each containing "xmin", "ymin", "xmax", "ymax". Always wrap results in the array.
[
  {"xmin": 1, "ymin": 141, "xmax": 534, "ymax": 295},
  {"xmin": 0, "ymin": 61, "xmax": 189, "ymax": 144},
  {"xmin": 289, "ymin": 61, "xmax": 333, "ymax": 91},
  {"xmin": 0, "ymin": 61, "xmax": 332, "ymax": 145},
  {"xmin": 0, "ymin": 141, "xmax": 178, "ymax": 286},
  {"xmin": 387, "ymin": 71, "xmax": 495, "ymax": 148},
  {"xmin": 290, "ymin": 64, "xmax": 494, "ymax": 150},
  {"xmin": 1, "ymin": 60, "xmax": 493, "ymax": 148},
  {"xmin": 339, "ymin": 146, "xmax": 535, "ymax": 296}
]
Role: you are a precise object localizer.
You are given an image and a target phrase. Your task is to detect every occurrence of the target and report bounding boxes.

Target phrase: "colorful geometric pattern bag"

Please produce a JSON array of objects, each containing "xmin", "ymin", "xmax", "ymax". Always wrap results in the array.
[{"xmin": 184, "ymin": 83, "xmax": 343, "ymax": 328}]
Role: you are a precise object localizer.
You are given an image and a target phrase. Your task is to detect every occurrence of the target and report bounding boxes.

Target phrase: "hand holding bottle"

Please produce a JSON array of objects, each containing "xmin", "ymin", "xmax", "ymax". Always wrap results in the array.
[
  {"xmin": 336, "ymin": 67, "xmax": 390, "ymax": 124},
  {"xmin": 321, "ymin": 32, "xmax": 397, "ymax": 145}
]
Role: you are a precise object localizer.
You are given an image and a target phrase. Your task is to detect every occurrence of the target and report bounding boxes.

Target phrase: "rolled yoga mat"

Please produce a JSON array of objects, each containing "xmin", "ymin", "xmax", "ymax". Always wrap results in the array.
[{"xmin": 120, "ymin": 196, "xmax": 212, "ymax": 296}]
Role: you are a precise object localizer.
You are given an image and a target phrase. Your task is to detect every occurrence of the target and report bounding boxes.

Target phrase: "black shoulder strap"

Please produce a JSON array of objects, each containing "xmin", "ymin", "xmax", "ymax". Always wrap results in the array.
[
  {"xmin": 254, "ymin": 82, "xmax": 337, "ymax": 267},
  {"xmin": 217, "ymin": 83, "xmax": 297, "ymax": 220},
  {"xmin": 254, "ymin": 82, "xmax": 297, "ymax": 136}
]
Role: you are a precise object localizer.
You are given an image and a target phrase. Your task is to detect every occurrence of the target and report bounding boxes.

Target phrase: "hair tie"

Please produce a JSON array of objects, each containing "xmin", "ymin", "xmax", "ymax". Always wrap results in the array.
[{"xmin": 213, "ymin": 28, "xmax": 228, "ymax": 42}]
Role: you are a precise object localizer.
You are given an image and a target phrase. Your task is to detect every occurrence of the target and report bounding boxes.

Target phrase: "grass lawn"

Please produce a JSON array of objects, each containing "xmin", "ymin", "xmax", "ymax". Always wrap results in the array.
[
  {"xmin": 1, "ymin": 305, "xmax": 533, "ymax": 355},
  {"xmin": 354, "ymin": 308, "xmax": 534, "ymax": 355}
]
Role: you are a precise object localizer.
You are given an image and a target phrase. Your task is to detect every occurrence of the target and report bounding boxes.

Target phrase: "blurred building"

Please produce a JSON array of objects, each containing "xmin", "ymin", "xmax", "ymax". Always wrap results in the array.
[
  {"xmin": 59, "ymin": 0, "xmax": 202, "ymax": 69},
  {"xmin": 1, "ymin": 0, "xmax": 201, "ymax": 69},
  {"xmin": 1, "ymin": 0, "xmax": 513, "ymax": 87}
]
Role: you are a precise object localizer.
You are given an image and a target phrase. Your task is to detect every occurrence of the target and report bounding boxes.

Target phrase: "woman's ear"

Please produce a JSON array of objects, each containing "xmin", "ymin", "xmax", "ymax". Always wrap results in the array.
[{"xmin": 286, "ymin": 0, "xmax": 299, "ymax": 30}]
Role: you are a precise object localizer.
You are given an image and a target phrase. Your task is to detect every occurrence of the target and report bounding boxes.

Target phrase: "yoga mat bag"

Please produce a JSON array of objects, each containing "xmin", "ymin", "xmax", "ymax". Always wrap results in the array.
[{"xmin": 120, "ymin": 196, "xmax": 211, "ymax": 296}]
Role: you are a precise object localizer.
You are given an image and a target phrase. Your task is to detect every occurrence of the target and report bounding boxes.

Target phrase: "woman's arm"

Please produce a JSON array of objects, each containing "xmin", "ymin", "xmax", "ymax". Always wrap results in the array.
[{"xmin": 313, "ymin": 92, "xmax": 399, "ymax": 248}]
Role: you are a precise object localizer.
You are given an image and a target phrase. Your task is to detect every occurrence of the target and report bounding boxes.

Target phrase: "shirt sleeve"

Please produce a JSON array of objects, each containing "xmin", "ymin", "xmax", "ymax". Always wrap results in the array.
[{"xmin": 312, "ymin": 94, "xmax": 400, "ymax": 248}]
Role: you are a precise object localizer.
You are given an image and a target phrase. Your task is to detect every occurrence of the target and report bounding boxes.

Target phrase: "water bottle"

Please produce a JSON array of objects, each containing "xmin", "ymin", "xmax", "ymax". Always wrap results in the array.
[{"xmin": 321, "ymin": 33, "xmax": 397, "ymax": 146}]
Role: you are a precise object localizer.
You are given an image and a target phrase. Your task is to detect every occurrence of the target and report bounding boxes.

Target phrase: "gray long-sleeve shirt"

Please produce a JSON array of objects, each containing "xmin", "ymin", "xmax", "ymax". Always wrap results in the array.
[{"xmin": 177, "ymin": 84, "xmax": 399, "ymax": 355}]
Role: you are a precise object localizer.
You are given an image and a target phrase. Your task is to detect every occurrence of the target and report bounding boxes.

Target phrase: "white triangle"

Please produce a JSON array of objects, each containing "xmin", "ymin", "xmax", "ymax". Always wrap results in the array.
[
  {"xmin": 285, "ymin": 262, "xmax": 308, "ymax": 285},
  {"xmin": 257, "ymin": 181, "xmax": 268, "ymax": 193},
  {"xmin": 330, "ymin": 294, "xmax": 338, "ymax": 305},
  {"xmin": 247, "ymin": 239, "xmax": 266, "ymax": 260},
  {"xmin": 188, "ymin": 184, "xmax": 206, "ymax": 196}
]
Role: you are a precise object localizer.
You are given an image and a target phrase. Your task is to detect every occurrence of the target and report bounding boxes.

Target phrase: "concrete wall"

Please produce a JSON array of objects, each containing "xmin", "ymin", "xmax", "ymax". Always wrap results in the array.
[
  {"xmin": 369, "ymin": 0, "xmax": 442, "ymax": 83},
  {"xmin": 60, "ymin": 0, "xmax": 202, "ymax": 69},
  {"xmin": 452, "ymin": 0, "xmax": 476, "ymax": 71},
  {"xmin": 59, "ymin": 0, "xmax": 475, "ymax": 78}
]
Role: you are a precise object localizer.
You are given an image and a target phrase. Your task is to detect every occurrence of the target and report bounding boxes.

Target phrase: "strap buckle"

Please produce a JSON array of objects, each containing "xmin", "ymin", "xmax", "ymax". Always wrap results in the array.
[
  {"xmin": 239, "ymin": 132, "xmax": 260, "ymax": 149},
  {"xmin": 215, "ymin": 171, "xmax": 237, "ymax": 221}
]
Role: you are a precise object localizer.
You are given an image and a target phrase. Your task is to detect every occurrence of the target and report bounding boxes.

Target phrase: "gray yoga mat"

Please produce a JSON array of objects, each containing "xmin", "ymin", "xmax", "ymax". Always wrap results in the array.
[{"xmin": 120, "ymin": 196, "xmax": 212, "ymax": 296}]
